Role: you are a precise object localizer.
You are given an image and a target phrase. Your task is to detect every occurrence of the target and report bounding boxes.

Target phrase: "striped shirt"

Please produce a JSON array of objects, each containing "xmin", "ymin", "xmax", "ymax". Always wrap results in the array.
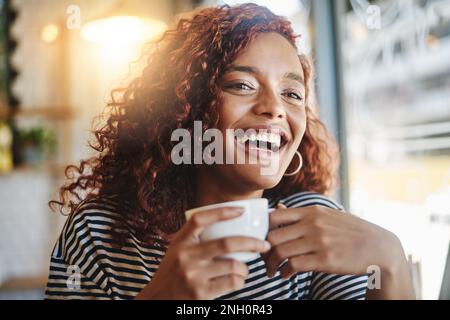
[{"xmin": 45, "ymin": 191, "xmax": 368, "ymax": 300}]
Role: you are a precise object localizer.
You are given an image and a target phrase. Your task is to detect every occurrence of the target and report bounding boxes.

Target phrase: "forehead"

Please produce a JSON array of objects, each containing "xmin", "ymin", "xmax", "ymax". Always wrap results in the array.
[{"xmin": 229, "ymin": 32, "xmax": 304, "ymax": 79}]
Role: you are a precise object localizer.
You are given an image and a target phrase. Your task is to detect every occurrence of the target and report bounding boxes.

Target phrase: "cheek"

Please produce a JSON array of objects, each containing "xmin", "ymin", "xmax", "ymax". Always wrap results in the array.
[
  {"xmin": 217, "ymin": 94, "xmax": 250, "ymax": 129},
  {"xmin": 289, "ymin": 109, "xmax": 307, "ymax": 144}
]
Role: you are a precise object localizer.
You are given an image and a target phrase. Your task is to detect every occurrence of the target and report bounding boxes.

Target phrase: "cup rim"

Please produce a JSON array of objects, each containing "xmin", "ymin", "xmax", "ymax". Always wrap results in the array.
[{"xmin": 185, "ymin": 198, "xmax": 269, "ymax": 220}]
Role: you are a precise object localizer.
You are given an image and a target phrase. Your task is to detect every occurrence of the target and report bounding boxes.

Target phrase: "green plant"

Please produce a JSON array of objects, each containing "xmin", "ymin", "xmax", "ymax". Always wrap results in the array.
[{"xmin": 17, "ymin": 126, "xmax": 57, "ymax": 155}]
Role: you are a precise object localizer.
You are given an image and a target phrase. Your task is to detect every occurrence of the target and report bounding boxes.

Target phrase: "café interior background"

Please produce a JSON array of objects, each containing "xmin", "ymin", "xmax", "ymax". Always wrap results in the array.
[{"xmin": 0, "ymin": 0, "xmax": 449, "ymax": 299}]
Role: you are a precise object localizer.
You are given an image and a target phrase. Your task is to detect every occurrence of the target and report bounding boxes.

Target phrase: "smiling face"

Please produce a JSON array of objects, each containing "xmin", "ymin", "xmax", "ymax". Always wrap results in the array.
[{"xmin": 211, "ymin": 32, "xmax": 308, "ymax": 191}]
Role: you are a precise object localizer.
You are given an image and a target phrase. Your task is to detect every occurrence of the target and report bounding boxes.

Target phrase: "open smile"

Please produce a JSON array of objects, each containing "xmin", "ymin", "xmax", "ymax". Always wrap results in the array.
[{"xmin": 233, "ymin": 125, "xmax": 290, "ymax": 160}]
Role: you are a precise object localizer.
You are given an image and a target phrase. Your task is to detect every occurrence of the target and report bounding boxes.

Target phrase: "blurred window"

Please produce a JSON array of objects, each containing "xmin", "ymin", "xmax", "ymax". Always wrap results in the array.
[{"xmin": 342, "ymin": 0, "xmax": 450, "ymax": 299}]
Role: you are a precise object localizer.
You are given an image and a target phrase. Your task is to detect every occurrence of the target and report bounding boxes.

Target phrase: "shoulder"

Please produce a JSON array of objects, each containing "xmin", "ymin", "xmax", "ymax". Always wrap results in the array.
[
  {"xmin": 276, "ymin": 191, "xmax": 345, "ymax": 211},
  {"xmin": 67, "ymin": 196, "xmax": 125, "ymax": 231},
  {"xmin": 47, "ymin": 196, "xmax": 167, "ymax": 300},
  {"xmin": 52, "ymin": 196, "xmax": 127, "ymax": 262}
]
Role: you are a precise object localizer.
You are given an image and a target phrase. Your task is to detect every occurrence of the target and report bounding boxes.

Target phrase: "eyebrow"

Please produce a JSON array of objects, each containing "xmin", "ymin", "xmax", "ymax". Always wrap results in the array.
[
  {"xmin": 283, "ymin": 72, "xmax": 304, "ymax": 85},
  {"xmin": 224, "ymin": 64, "xmax": 305, "ymax": 85},
  {"xmin": 225, "ymin": 64, "xmax": 259, "ymax": 74}
]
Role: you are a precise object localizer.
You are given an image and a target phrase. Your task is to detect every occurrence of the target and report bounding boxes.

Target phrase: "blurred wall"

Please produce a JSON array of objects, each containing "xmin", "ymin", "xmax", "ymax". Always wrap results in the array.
[{"xmin": 0, "ymin": 0, "xmax": 191, "ymax": 298}]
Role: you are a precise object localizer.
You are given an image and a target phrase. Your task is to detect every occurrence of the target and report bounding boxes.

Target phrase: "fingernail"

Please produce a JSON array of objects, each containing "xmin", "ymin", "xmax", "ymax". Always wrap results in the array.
[{"xmin": 263, "ymin": 241, "xmax": 271, "ymax": 251}]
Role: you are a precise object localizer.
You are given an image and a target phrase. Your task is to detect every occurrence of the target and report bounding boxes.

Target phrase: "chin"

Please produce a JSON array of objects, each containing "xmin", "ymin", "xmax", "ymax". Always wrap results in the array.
[{"xmin": 232, "ymin": 164, "xmax": 284, "ymax": 190}]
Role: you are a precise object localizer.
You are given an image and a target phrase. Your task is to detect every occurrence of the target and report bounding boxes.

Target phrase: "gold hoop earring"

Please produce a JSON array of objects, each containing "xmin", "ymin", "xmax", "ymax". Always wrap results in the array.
[{"xmin": 284, "ymin": 151, "xmax": 302, "ymax": 177}]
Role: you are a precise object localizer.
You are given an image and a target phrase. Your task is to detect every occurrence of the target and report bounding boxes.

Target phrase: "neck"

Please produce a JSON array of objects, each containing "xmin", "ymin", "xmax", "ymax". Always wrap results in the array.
[{"xmin": 194, "ymin": 168, "xmax": 264, "ymax": 208}]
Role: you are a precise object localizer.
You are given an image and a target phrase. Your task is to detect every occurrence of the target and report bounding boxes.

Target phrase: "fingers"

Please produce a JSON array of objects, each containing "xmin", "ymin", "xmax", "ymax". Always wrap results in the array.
[
  {"xmin": 269, "ymin": 208, "xmax": 305, "ymax": 231},
  {"xmin": 267, "ymin": 223, "xmax": 310, "ymax": 247},
  {"xmin": 278, "ymin": 254, "xmax": 321, "ymax": 279},
  {"xmin": 204, "ymin": 259, "xmax": 249, "ymax": 279},
  {"xmin": 178, "ymin": 207, "xmax": 245, "ymax": 243},
  {"xmin": 264, "ymin": 238, "xmax": 316, "ymax": 277},
  {"xmin": 194, "ymin": 257, "xmax": 250, "ymax": 299},
  {"xmin": 197, "ymin": 236, "xmax": 271, "ymax": 259},
  {"xmin": 208, "ymin": 274, "xmax": 246, "ymax": 298}
]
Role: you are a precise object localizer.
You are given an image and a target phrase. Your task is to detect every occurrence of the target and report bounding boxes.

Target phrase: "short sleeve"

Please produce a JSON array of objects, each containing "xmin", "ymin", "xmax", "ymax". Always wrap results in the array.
[
  {"xmin": 308, "ymin": 272, "xmax": 368, "ymax": 300},
  {"xmin": 45, "ymin": 201, "xmax": 137, "ymax": 300},
  {"xmin": 45, "ymin": 256, "xmax": 113, "ymax": 300}
]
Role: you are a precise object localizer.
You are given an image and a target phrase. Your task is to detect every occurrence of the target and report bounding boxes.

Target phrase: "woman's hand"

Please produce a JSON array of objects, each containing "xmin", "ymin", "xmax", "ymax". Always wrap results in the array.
[
  {"xmin": 262, "ymin": 204, "xmax": 415, "ymax": 299},
  {"xmin": 136, "ymin": 206, "xmax": 271, "ymax": 300}
]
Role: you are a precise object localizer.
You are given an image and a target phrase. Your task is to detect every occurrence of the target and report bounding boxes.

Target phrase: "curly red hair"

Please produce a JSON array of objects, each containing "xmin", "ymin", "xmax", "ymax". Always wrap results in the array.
[{"xmin": 50, "ymin": 3, "xmax": 339, "ymax": 244}]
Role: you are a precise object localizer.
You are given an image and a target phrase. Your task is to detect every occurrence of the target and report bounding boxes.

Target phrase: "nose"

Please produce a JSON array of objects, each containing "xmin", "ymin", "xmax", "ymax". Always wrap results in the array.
[{"xmin": 252, "ymin": 88, "xmax": 286, "ymax": 119}]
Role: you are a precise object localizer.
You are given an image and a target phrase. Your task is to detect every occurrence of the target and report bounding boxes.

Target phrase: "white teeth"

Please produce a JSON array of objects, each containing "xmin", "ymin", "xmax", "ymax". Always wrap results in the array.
[
  {"xmin": 236, "ymin": 130, "xmax": 283, "ymax": 149},
  {"xmin": 257, "ymin": 133, "xmax": 268, "ymax": 142},
  {"xmin": 271, "ymin": 133, "xmax": 281, "ymax": 147}
]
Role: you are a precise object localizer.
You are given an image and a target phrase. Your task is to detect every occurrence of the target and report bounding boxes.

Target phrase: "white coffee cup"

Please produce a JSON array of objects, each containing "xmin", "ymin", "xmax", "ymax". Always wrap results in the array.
[{"xmin": 185, "ymin": 198, "xmax": 273, "ymax": 262}]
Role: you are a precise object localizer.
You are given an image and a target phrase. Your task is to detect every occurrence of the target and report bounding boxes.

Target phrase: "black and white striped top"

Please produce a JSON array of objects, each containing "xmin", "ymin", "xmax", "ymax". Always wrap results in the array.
[{"xmin": 45, "ymin": 192, "xmax": 368, "ymax": 300}]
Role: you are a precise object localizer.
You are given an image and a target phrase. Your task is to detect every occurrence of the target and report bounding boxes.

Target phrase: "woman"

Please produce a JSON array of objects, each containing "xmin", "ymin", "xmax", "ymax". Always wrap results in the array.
[{"xmin": 45, "ymin": 3, "xmax": 414, "ymax": 300}]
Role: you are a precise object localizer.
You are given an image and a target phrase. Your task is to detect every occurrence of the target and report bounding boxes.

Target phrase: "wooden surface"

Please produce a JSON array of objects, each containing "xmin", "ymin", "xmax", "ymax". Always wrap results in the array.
[{"xmin": 0, "ymin": 275, "xmax": 47, "ymax": 291}]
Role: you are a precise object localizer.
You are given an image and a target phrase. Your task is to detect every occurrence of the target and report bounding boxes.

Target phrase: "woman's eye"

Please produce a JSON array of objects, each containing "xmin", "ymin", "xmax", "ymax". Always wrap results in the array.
[
  {"xmin": 226, "ymin": 82, "xmax": 254, "ymax": 90},
  {"xmin": 284, "ymin": 91, "xmax": 303, "ymax": 101}
]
